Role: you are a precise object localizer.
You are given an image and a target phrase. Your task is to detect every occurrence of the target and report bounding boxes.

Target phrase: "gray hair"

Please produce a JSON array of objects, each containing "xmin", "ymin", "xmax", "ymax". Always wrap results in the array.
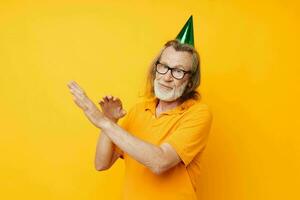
[{"xmin": 142, "ymin": 39, "xmax": 201, "ymax": 102}]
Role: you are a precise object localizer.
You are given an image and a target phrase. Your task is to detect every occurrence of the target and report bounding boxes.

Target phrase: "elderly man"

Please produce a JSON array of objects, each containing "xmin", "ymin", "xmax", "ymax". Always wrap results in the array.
[{"xmin": 68, "ymin": 16, "xmax": 212, "ymax": 200}]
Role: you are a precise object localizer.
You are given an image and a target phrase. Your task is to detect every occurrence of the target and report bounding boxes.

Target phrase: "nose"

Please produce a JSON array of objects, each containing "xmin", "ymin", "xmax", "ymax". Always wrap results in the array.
[{"xmin": 162, "ymin": 69, "xmax": 173, "ymax": 81}]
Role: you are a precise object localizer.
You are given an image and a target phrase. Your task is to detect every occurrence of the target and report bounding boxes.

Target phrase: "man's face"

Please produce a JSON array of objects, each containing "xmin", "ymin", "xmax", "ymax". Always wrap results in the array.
[{"xmin": 154, "ymin": 46, "xmax": 193, "ymax": 102}]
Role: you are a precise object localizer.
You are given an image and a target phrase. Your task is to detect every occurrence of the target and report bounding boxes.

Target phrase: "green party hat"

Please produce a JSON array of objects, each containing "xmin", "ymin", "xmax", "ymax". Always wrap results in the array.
[{"xmin": 175, "ymin": 15, "xmax": 194, "ymax": 47}]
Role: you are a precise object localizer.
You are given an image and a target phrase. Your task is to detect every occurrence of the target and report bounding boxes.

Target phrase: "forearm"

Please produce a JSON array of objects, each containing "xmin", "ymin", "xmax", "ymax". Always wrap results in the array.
[
  {"xmin": 94, "ymin": 131, "xmax": 115, "ymax": 169},
  {"xmin": 94, "ymin": 119, "xmax": 119, "ymax": 170},
  {"xmin": 100, "ymin": 120, "xmax": 164, "ymax": 173}
]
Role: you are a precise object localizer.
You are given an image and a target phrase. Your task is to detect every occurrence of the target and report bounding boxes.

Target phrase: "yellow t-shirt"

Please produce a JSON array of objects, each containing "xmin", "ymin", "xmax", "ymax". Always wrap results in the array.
[{"xmin": 114, "ymin": 97, "xmax": 213, "ymax": 200}]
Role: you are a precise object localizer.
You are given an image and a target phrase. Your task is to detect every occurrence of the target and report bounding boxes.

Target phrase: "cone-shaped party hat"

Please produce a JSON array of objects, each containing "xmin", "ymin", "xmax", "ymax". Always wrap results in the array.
[{"xmin": 175, "ymin": 15, "xmax": 194, "ymax": 47}]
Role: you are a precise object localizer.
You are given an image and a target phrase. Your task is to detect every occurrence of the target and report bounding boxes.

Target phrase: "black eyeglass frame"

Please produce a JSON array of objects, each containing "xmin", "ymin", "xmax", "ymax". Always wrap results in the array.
[{"xmin": 155, "ymin": 60, "xmax": 192, "ymax": 80}]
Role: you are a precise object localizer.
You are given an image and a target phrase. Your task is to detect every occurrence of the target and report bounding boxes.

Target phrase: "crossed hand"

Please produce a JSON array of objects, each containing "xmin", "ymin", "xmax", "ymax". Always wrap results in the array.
[{"xmin": 67, "ymin": 80, "xmax": 126, "ymax": 128}]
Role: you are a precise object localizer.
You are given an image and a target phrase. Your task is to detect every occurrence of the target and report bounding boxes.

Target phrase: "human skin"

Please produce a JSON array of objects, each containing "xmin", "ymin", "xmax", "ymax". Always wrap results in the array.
[
  {"xmin": 67, "ymin": 46, "xmax": 194, "ymax": 174},
  {"xmin": 94, "ymin": 95, "xmax": 126, "ymax": 170},
  {"xmin": 154, "ymin": 46, "xmax": 193, "ymax": 117}
]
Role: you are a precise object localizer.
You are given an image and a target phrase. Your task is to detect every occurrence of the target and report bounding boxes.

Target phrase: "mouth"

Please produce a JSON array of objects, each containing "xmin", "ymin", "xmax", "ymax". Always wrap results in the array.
[{"xmin": 159, "ymin": 83, "xmax": 173, "ymax": 90}]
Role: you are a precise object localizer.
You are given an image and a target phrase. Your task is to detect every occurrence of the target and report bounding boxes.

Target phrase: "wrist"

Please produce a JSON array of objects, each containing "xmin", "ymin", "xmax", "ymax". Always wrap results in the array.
[
  {"xmin": 108, "ymin": 117, "xmax": 118, "ymax": 123},
  {"xmin": 98, "ymin": 116, "xmax": 113, "ymax": 130}
]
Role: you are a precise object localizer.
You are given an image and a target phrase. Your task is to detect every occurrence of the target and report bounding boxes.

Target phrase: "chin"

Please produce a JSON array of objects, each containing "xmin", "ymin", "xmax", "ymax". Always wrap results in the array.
[
  {"xmin": 154, "ymin": 81, "xmax": 183, "ymax": 102},
  {"xmin": 155, "ymin": 92, "xmax": 178, "ymax": 102}
]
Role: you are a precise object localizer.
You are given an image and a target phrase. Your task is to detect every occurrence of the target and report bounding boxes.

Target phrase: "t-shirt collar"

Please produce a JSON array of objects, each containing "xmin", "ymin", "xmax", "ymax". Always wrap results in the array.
[{"xmin": 144, "ymin": 96, "xmax": 196, "ymax": 116}]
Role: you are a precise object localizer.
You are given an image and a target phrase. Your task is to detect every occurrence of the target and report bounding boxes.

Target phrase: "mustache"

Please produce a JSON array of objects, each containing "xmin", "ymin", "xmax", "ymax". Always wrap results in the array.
[{"xmin": 157, "ymin": 82, "xmax": 173, "ymax": 89}]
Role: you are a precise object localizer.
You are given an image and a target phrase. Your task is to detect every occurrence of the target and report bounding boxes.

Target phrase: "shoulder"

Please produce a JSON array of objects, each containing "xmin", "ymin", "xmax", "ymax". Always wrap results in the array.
[
  {"xmin": 183, "ymin": 100, "xmax": 213, "ymax": 121},
  {"xmin": 193, "ymin": 102, "xmax": 212, "ymax": 114},
  {"xmin": 125, "ymin": 99, "xmax": 153, "ymax": 115},
  {"xmin": 129, "ymin": 100, "xmax": 149, "ymax": 112}
]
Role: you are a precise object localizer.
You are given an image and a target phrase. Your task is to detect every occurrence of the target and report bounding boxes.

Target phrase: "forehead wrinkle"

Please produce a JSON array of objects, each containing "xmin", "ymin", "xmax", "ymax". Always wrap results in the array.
[
  {"xmin": 159, "ymin": 60, "xmax": 185, "ymax": 70},
  {"xmin": 160, "ymin": 47, "xmax": 193, "ymax": 71}
]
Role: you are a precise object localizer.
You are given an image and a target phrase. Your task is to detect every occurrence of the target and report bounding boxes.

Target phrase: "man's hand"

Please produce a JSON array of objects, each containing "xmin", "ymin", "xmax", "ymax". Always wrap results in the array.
[
  {"xmin": 98, "ymin": 95, "xmax": 126, "ymax": 122},
  {"xmin": 67, "ymin": 80, "xmax": 107, "ymax": 129}
]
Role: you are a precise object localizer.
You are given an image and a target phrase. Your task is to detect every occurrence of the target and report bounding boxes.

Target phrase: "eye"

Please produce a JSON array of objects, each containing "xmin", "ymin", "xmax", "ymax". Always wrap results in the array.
[
  {"xmin": 162, "ymin": 64, "xmax": 169, "ymax": 69},
  {"xmin": 157, "ymin": 63, "xmax": 163, "ymax": 67},
  {"xmin": 173, "ymin": 68, "xmax": 184, "ymax": 73}
]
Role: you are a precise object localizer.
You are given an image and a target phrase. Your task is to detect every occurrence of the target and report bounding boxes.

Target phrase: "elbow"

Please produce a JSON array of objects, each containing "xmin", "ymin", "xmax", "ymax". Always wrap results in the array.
[
  {"xmin": 150, "ymin": 167, "xmax": 164, "ymax": 175},
  {"xmin": 94, "ymin": 162, "xmax": 110, "ymax": 171},
  {"xmin": 95, "ymin": 165, "xmax": 108, "ymax": 171},
  {"xmin": 149, "ymin": 161, "xmax": 169, "ymax": 175},
  {"xmin": 150, "ymin": 165, "xmax": 169, "ymax": 175},
  {"xmin": 149, "ymin": 149, "xmax": 172, "ymax": 175}
]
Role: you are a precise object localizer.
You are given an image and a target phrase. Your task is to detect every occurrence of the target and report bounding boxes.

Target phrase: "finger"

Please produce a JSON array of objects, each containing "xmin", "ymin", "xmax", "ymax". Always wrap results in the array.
[
  {"xmin": 71, "ymin": 80, "xmax": 84, "ymax": 91},
  {"xmin": 69, "ymin": 81, "xmax": 85, "ymax": 95},
  {"xmin": 72, "ymin": 90, "xmax": 94, "ymax": 110},
  {"xmin": 98, "ymin": 99, "xmax": 104, "ymax": 103},
  {"xmin": 103, "ymin": 96, "xmax": 109, "ymax": 103},
  {"xmin": 107, "ymin": 95, "xmax": 112, "ymax": 100},
  {"xmin": 74, "ymin": 89, "xmax": 94, "ymax": 106},
  {"xmin": 112, "ymin": 96, "xmax": 116, "ymax": 101},
  {"xmin": 118, "ymin": 109, "xmax": 126, "ymax": 118},
  {"xmin": 67, "ymin": 80, "xmax": 78, "ymax": 90},
  {"xmin": 69, "ymin": 88, "xmax": 83, "ymax": 97},
  {"xmin": 99, "ymin": 100, "xmax": 104, "ymax": 107},
  {"xmin": 72, "ymin": 93, "xmax": 85, "ymax": 104},
  {"xmin": 115, "ymin": 97, "xmax": 121, "ymax": 104},
  {"xmin": 81, "ymin": 95, "xmax": 95, "ymax": 108},
  {"xmin": 68, "ymin": 83, "xmax": 85, "ymax": 97},
  {"xmin": 98, "ymin": 99, "xmax": 104, "ymax": 104},
  {"xmin": 73, "ymin": 97, "xmax": 88, "ymax": 110},
  {"xmin": 71, "ymin": 89, "xmax": 85, "ymax": 100},
  {"xmin": 68, "ymin": 84, "xmax": 90, "ymax": 108},
  {"xmin": 114, "ymin": 98, "xmax": 122, "ymax": 107},
  {"xmin": 67, "ymin": 80, "xmax": 75, "ymax": 88}
]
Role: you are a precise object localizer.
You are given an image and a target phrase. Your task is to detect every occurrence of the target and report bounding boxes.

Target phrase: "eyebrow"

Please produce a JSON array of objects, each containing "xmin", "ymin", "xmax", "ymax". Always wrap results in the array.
[{"xmin": 159, "ymin": 61, "xmax": 185, "ymax": 70}]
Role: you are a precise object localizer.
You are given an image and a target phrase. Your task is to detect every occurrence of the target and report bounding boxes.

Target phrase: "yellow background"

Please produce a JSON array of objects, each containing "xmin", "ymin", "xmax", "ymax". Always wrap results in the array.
[{"xmin": 0, "ymin": 0, "xmax": 299, "ymax": 199}]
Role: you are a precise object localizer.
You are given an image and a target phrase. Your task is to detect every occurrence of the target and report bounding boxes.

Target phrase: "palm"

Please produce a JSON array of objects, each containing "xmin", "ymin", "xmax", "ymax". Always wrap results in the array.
[
  {"xmin": 99, "ymin": 96, "xmax": 126, "ymax": 121},
  {"xmin": 67, "ymin": 80, "xmax": 106, "ymax": 129}
]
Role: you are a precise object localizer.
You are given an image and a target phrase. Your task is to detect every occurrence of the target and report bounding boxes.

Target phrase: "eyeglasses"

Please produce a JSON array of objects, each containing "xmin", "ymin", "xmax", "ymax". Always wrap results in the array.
[{"xmin": 155, "ymin": 61, "xmax": 192, "ymax": 80}]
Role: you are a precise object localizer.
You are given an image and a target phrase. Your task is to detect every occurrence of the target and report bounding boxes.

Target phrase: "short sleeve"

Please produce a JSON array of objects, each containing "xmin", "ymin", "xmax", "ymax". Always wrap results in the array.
[
  {"xmin": 114, "ymin": 145, "xmax": 124, "ymax": 159},
  {"xmin": 113, "ymin": 104, "xmax": 137, "ymax": 159},
  {"xmin": 164, "ymin": 105, "xmax": 213, "ymax": 166}
]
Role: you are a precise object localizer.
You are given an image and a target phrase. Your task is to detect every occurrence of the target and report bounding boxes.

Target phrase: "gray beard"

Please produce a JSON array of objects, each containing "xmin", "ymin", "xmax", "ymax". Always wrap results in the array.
[{"xmin": 154, "ymin": 79, "xmax": 188, "ymax": 102}]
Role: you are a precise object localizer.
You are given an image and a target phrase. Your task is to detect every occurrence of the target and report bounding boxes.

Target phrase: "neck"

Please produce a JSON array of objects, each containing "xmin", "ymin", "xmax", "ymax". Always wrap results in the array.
[{"xmin": 156, "ymin": 98, "xmax": 181, "ymax": 113}]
